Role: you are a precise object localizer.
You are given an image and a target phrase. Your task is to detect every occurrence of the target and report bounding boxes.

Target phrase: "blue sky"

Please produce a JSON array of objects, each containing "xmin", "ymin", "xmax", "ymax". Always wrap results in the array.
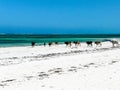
[{"xmin": 0, "ymin": 0, "xmax": 120, "ymax": 34}]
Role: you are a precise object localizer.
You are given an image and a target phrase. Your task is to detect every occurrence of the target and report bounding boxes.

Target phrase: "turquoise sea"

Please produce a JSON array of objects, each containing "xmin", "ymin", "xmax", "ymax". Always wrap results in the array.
[{"xmin": 0, "ymin": 34, "xmax": 120, "ymax": 47}]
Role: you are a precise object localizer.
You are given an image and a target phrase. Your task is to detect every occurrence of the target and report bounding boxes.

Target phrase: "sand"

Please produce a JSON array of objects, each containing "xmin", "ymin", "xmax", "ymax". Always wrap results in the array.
[{"xmin": 0, "ymin": 41, "xmax": 120, "ymax": 90}]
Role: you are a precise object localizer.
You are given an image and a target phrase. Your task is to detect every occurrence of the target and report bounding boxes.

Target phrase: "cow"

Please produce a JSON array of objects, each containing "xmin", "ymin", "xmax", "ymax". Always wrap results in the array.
[
  {"xmin": 110, "ymin": 40, "xmax": 119, "ymax": 47},
  {"xmin": 94, "ymin": 41, "xmax": 102, "ymax": 46},
  {"xmin": 64, "ymin": 41, "xmax": 72, "ymax": 47},
  {"xmin": 48, "ymin": 42, "xmax": 53, "ymax": 47},
  {"xmin": 73, "ymin": 41, "xmax": 81, "ymax": 46},
  {"xmin": 31, "ymin": 42, "xmax": 35, "ymax": 47},
  {"xmin": 86, "ymin": 41, "xmax": 92, "ymax": 46}
]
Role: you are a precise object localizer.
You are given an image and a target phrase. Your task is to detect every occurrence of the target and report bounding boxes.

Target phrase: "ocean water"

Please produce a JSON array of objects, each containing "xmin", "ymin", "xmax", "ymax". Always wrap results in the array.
[{"xmin": 0, "ymin": 34, "xmax": 120, "ymax": 47}]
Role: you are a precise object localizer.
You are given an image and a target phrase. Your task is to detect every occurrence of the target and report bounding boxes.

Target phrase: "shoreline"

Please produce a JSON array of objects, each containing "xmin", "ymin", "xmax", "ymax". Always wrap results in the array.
[
  {"xmin": 0, "ymin": 41, "xmax": 120, "ymax": 90},
  {"xmin": 0, "ymin": 41, "xmax": 118, "ymax": 66},
  {"xmin": 0, "ymin": 35, "xmax": 120, "ymax": 48}
]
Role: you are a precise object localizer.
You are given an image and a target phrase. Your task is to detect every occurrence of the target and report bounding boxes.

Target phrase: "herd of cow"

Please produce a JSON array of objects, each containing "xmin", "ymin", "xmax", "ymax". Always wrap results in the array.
[
  {"xmin": 31, "ymin": 40, "xmax": 119, "ymax": 47},
  {"xmin": 64, "ymin": 41, "xmax": 101, "ymax": 47}
]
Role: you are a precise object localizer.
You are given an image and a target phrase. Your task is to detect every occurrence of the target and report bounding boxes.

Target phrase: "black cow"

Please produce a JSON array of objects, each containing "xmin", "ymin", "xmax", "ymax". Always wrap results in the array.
[
  {"xmin": 48, "ymin": 42, "xmax": 53, "ymax": 47},
  {"xmin": 86, "ymin": 41, "xmax": 92, "ymax": 46},
  {"xmin": 31, "ymin": 42, "xmax": 35, "ymax": 47},
  {"xmin": 64, "ymin": 41, "xmax": 72, "ymax": 47}
]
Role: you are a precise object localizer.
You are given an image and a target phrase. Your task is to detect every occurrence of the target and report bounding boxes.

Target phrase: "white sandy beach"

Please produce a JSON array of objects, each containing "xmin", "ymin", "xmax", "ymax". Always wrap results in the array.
[{"xmin": 0, "ymin": 41, "xmax": 120, "ymax": 90}]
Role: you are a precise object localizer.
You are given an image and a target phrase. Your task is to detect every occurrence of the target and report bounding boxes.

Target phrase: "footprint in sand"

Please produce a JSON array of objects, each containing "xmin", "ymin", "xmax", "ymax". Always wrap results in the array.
[
  {"xmin": 0, "ymin": 79, "xmax": 16, "ymax": 87},
  {"xmin": 68, "ymin": 66, "xmax": 78, "ymax": 72},
  {"xmin": 38, "ymin": 72, "xmax": 49, "ymax": 80},
  {"xmin": 0, "ymin": 83, "xmax": 7, "ymax": 87},
  {"xmin": 83, "ymin": 65, "xmax": 89, "ymax": 68},
  {"xmin": 88, "ymin": 63, "xmax": 95, "ymax": 66},
  {"xmin": 88, "ymin": 63, "xmax": 102, "ymax": 68},
  {"xmin": 1, "ymin": 79, "xmax": 16, "ymax": 83},
  {"xmin": 48, "ymin": 68, "xmax": 63, "ymax": 75},
  {"xmin": 108, "ymin": 61, "xmax": 118, "ymax": 65},
  {"xmin": 111, "ymin": 61, "xmax": 118, "ymax": 64},
  {"xmin": 88, "ymin": 63, "xmax": 99, "ymax": 68},
  {"xmin": 25, "ymin": 76, "xmax": 34, "ymax": 80}
]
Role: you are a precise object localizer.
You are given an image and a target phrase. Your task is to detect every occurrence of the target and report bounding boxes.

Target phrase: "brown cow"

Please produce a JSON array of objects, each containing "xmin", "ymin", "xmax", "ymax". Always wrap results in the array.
[
  {"xmin": 94, "ymin": 41, "xmax": 102, "ymax": 46},
  {"xmin": 73, "ymin": 41, "xmax": 81, "ymax": 46}
]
